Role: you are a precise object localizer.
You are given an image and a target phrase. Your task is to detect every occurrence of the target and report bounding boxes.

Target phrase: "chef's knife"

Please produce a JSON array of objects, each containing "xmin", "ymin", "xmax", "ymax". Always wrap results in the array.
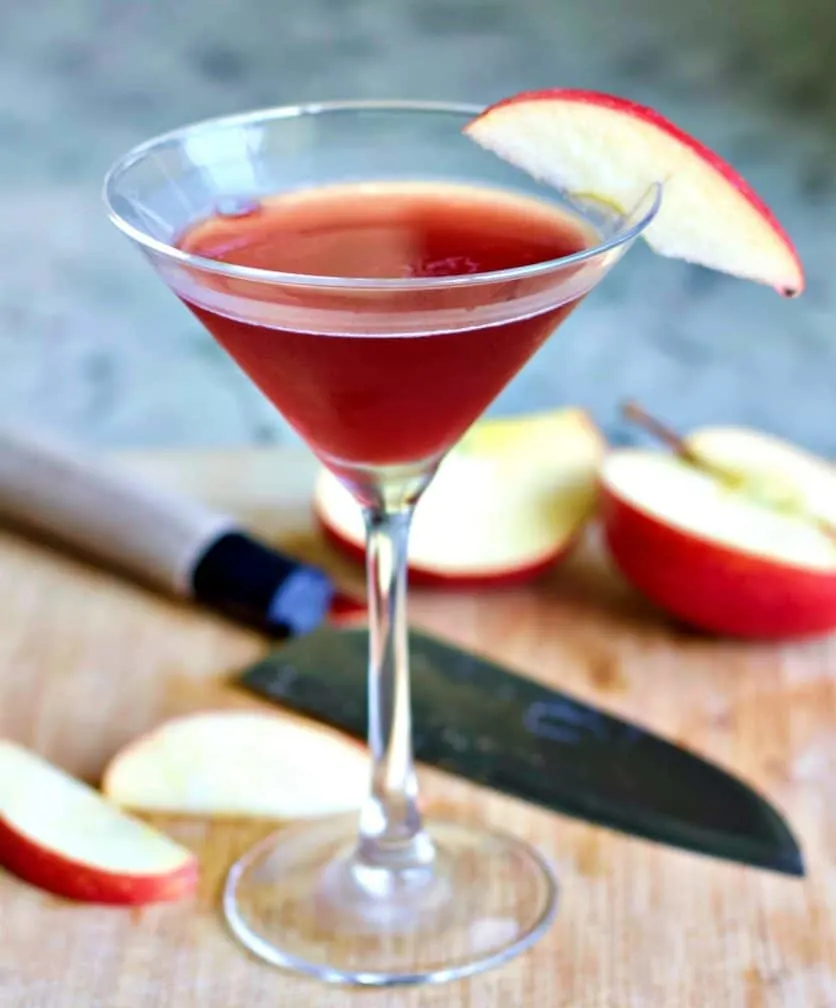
[
  {"xmin": 0, "ymin": 427, "xmax": 341, "ymax": 637},
  {"xmin": 241, "ymin": 625, "xmax": 804, "ymax": 877}
]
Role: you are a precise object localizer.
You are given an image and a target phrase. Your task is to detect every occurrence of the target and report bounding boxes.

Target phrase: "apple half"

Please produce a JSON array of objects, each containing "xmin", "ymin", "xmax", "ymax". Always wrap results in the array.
[
  {"xmin": 103, "ymin": 711, "xmax": 369, "ymax": 819},
  {"xmin": 0, "ymin": 740, "xmax": 197, "ymax": 903},
  {"xmin": 465, "ymin": 90, "xmax": 804, "ymax": 295},
  {"xmin": 314, "ymin": 408, "xmax": 604, "ymax": 588},
  {"xmin": 601, "ymin": 426, "xmax": 836, "ymax": 638}
]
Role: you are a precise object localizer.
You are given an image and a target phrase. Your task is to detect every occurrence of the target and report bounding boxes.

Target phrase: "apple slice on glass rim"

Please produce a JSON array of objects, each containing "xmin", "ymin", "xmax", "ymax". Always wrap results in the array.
[{"xmin": 465, "ymin": 90, "xmax": 804, "ymax": 295}]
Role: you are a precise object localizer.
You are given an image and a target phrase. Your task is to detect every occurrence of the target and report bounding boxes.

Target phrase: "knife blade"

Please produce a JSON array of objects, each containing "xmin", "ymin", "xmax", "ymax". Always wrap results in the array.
[{"xmin": 240, "ymin": 625, "xmax": 804, "ymax": 877}]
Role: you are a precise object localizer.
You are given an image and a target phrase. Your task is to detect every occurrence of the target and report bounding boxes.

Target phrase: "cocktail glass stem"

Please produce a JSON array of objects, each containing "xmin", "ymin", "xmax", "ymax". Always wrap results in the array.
[{"xmin": 356, "ymin": 504, "xmax": 435, "ymax": 876}]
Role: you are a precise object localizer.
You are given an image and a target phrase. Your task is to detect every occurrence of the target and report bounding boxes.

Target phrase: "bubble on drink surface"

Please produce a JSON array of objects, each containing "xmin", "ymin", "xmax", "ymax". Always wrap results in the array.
[
  {"xmin": 405, "ymin": 255, "xmax": 481, "ymax": 278},
  {"xmin": 214, "ymin": 196, "xmax": 261, "ymax": 218}
]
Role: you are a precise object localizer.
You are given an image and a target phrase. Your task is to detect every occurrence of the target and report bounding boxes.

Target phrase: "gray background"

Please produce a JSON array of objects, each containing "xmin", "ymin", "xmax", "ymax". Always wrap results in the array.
[{"xmin": 1, "ymin": 0, "xmax": 834, "ymax": 452}]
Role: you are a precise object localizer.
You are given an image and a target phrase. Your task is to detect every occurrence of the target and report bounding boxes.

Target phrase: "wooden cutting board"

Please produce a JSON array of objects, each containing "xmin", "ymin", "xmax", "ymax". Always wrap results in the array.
[{"xmin": 0, "ymin": 446, "xmax": 834, "ymax": 1008}]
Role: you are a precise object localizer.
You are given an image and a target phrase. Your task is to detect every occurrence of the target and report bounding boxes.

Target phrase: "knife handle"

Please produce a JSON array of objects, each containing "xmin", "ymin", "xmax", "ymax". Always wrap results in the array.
[{"xmin": 0, "ymin": 427, "xmax": 234, "ymax": 595}]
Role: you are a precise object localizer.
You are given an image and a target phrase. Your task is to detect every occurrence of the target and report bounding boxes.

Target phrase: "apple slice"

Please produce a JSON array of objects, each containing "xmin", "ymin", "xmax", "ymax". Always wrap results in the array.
[
  {"xmin": 103, "ymin": 711, "xmax": 369, "ymax": 819},
  {"xmin": 315, "ymin": 408, "xmax": 604, "ymax": 587},
  {"xmin": 465, "ymin": 90, "xmax": 803, "ymax": 295},
  {"xmin": 0, "ymin": 740, "xmax": 197, "ymax": 903},
  {"xmin": 600, "ymin": 426, "xmax": 836, "ymax": 638}
]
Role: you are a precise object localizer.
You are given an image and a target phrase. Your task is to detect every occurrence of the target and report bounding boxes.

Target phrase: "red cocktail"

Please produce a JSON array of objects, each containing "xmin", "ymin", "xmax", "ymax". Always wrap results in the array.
[{"xmin": 178, "ymin": 181, "xmax": 594, "ymax": 469}]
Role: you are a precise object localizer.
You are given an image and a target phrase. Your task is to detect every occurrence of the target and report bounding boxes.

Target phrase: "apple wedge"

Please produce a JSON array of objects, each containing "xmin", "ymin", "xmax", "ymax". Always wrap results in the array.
[
  {"xmin": 103, "ymin": 711, "xmax": 369, "ymax": 819},
  {"xmin": 0, "ymin": 740, "xmax": 197, "ymax": 903},
  {"xmin": 601, "ymin": 426, "xmax": 836, "ymax": 638},
  {"xmin": 465, "ymin": 90, "xmax": 803, "ymax": 295},
  {"xmin": 315, "ymin": 408, "xmax": 604, "ymax": 587}
]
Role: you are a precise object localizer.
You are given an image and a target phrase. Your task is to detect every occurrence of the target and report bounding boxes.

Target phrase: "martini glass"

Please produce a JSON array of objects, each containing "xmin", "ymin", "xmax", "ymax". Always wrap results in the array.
[{"xmin": 104, "ymin": 100, "xmax": 660, "ymax": 987}]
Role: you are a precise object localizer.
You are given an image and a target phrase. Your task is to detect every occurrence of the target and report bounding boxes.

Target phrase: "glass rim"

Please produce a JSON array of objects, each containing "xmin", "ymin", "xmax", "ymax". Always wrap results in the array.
[{"xmin": 103, "ymin": 98, "xmax": 661, "ymax": 291}]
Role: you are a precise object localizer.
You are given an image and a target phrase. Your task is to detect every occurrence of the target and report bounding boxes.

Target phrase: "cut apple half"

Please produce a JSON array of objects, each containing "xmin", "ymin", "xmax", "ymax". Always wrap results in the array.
[
  {"xmin": 465, "ymin": 90, "xmax": 803, "ymax": 294},
  {"xmin": 315, "ymin": 407, "xmax": 604, "ymax": 587},
  {"xmin": 600, "ymin": 426, "xmax": 836, "ymax": 638},
  {"xmin": 0, "ymin": 740, "xmax": 197, "ymax": 904},
  {"xmin": 103, "ymin": 711, "xmax": 369, "ymax": 819}
]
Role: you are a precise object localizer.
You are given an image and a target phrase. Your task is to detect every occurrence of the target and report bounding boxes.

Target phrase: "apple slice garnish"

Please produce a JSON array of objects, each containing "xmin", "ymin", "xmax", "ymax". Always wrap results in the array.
[
  {"xmin": 600, "ymin": 406, "xmax": 836, "ymax": 638},
  {"xmin": 0, "ymin": 740, "xmax": 197, "ymax": 903},
  {"xmin": 103, "ymin": 711, "xmax": 369, "ymax": 819},
  {"xmin": 465, "ymin": 90, "xmax": 804, "ymax": 295},
  {"xmin": 315, "ymin": 407, "xmax": 604, "ymax": 587}
]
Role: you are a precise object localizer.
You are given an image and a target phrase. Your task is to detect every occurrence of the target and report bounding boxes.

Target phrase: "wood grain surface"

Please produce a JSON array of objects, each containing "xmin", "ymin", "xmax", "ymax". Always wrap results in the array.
[{"xmin": 0, "ymin": 447, "xmax": 833, "ymax": 1008}]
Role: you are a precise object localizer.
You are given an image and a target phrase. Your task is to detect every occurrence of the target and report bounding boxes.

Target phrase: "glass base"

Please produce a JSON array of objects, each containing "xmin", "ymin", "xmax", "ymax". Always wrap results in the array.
[{"xmin": 223, "ymin": 813, "xmax": 557, "ymax": 987}]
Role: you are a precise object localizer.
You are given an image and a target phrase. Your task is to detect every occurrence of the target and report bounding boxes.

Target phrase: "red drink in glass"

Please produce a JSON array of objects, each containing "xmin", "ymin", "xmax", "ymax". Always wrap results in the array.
[{"xmin": 178, "ymin": 182, "xmax": 594, "ymax": 467}]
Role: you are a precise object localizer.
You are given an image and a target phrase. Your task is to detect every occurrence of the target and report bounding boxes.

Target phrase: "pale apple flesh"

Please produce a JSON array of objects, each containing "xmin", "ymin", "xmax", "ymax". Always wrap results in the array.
[
  {"xmin": 0, "ymin": 741, "xmax": 197, "ymax": 904},
  {"xmin": 315, "ymin": 408, "xmax": 604, "ymax": 587},
  {"xmin": 317, "ymin": 520, "xmax": 562, "ymax": 589},
  {"xmin": 103, "ymin": 711, "xmax": 369, "ymax": 819},
  {"xmin": 465, "ymin": 90, "xmax": 804, "ymax": 295},
  {"xmin": 601, "ymin": 429, "xmax": 836, "ymax": 638}
]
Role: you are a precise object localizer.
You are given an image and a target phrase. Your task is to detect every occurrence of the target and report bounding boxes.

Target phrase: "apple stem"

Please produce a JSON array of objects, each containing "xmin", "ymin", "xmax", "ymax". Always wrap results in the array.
[{"xmin": 621, "ymin": 401, "xmax": 703, "ymax": 467}]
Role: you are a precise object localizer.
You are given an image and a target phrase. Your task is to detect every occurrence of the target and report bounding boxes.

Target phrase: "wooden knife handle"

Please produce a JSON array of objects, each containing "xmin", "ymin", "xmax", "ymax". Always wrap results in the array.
[{"xmin": 0, "ymin": 428, "xmax": 235, "ymax": 594}]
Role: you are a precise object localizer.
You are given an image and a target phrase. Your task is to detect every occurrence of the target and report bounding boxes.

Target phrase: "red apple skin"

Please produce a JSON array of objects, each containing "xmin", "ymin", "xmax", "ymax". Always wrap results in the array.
[
  {"xmin": 601, "ymin": 485, "xmax": 836, "ymax": 639},
  {"xmin": 315, "ymin": 507, "xmax": 573, "ymax": 589},
  {"xmin": 328, "ymin": 591, "xmax": 367, "ymax": 623},
  {"xmin": 0, "ymin": 817, "xmax": 198, "ymax": 905},
  {"xmin": 469, "ymin": 90, "xmax": 804, "ymax": 296}
]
